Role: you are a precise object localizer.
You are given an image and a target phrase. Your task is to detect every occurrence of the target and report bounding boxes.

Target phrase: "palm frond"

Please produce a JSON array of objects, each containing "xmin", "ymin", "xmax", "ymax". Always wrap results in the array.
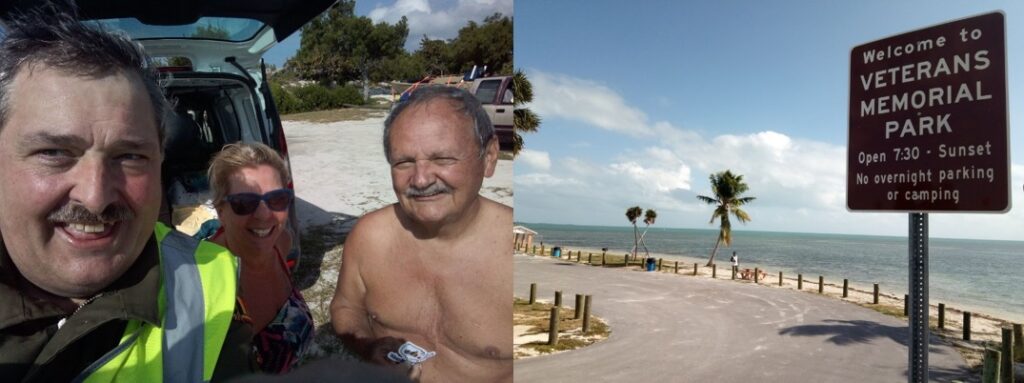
[
  {"xmin": 696, "ymin": 195, "xmax": 717, "ymax": 205},
  {"xmin": 733, "ymin": 196, "xmax": 757, "ymax": 206},
  {"xmin": 732, "ymin": 208, "xmax": 752, "ymax": 224}
]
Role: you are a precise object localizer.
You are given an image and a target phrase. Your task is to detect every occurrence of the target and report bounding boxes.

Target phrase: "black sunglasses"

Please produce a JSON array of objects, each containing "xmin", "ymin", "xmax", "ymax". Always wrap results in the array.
[{"xmin": 223, "ymin": 189, "xmax": 294, "ymax": 216}]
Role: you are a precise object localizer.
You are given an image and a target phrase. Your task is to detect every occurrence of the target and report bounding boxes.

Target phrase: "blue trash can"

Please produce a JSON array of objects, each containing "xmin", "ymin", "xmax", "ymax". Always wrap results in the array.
[
  {"xmin": 645, "ymin": 257, "xmax": 656, "ymax": 271},
  {"xmin": 552, "ymin": 247, "xmax": 562, "ymax": 258}
]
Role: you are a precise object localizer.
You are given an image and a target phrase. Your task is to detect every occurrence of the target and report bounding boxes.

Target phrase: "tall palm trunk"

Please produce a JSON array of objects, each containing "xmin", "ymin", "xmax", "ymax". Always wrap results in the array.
[
  {"xmin": 639, "ymin": 225, "xmax": 651, "ymax": 257},
  {"xmin": 706, "ymin": 236, "xmax": 723, "ymax": 266},
  {"xmin": 632, "ymin": 223, "xmax": 639, "ymax": 260}
]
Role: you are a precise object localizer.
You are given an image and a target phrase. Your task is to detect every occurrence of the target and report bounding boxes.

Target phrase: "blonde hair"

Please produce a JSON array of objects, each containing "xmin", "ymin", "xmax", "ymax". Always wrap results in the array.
[{"xmin": 207, "ymin": 142, "xmax": 290, "ymax": 206}]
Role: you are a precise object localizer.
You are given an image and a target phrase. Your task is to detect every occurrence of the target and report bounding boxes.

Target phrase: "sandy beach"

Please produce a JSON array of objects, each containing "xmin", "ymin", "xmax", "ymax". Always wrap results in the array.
[{"xmin": 518, "ymin": 244, "xmax": 1021, "ymax": 368}]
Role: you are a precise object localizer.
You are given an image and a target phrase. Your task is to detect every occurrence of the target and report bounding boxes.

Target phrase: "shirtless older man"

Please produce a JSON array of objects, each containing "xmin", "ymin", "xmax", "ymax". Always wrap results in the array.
[{"xmin": 330, "ymin": 86, "xmax": 512, "ymax": 382}]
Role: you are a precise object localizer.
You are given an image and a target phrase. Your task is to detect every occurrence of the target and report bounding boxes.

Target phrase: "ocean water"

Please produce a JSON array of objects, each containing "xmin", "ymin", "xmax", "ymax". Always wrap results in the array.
[{"xmin": 518, "ymin": 222, "xmax": 1024, "ymax": 322}]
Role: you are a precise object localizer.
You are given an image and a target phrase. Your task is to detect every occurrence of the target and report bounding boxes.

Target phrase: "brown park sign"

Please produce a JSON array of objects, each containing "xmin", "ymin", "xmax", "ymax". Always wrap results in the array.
[{"xmin": 848, "ymin": 12, "xmax": 1008, "ymax": 212}]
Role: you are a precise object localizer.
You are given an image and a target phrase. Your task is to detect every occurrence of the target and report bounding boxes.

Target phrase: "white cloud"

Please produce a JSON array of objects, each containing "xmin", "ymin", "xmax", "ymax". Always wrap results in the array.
[
  {"xmin": 527, "ymin": 70, "xmax": 656, "ymax": 137},
  {"xmin": 609, "ymin": 148, "xmax": 692, "ymax": 193},
  {"xmin": 518, "ymin": 149, "xmax": 551, "ymax": 171},
  {"xmin": 367, "ymin": 0, "xmax": 513, "ymax": 51}
]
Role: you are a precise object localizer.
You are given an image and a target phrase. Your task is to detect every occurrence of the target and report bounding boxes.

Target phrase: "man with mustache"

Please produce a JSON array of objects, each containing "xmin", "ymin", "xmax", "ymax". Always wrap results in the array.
[
  {"xmin": 0, "ymin": 7, "xmax": 253, "ymax": 381},
  {"xmin": 330, "ymin": 86, "xmax": 512, "ymax": 382}
]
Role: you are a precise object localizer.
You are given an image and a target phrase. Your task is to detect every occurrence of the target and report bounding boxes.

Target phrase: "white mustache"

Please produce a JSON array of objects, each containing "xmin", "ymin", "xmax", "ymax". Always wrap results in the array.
[{"xmin": 406, "ymin": 182, "xmax": 451, "ymax": 197}]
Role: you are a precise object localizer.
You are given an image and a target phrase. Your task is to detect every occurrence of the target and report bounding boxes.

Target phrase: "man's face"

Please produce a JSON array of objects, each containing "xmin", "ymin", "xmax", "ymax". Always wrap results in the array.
[
  {"xmin": 0, "ymin": 67, "xmax": 163, "ymax": 298},
  {"xmin": 388, "ymin": 99, "xmax": 497, "ymax": 228}
]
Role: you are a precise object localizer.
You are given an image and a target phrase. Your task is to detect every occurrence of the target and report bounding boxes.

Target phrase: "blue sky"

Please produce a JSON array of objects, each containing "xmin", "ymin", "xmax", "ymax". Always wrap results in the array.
[
  {"xmin": 514, "ymin": 1, "xmax": 1024, "ymax": 240},
  {"xmin": 264, "ymin": 0, "xmax": 513, "ymax": 67}
]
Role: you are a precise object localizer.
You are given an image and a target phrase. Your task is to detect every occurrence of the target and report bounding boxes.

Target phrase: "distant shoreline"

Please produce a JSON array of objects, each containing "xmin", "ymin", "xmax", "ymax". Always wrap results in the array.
[{"xmin": 532, "ymin": 243, "xmax": 1024, "ymax": 325}]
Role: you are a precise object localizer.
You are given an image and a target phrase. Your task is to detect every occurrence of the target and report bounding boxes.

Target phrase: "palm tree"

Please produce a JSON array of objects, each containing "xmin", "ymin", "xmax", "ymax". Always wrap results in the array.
[
  {"xmin": 697, "ymin": 170, "xmax": 756, "ymax": 266},
  {"xmin": 512, "ymin": 69, "xmax": 541, "ymax": 156},
  {"xmin": 638, "ymin": 209, "xmax": 657, "ymax": 258},
  {"xmin": 625, "ymin": 206, "xmax": 643, "ymax": 260}
]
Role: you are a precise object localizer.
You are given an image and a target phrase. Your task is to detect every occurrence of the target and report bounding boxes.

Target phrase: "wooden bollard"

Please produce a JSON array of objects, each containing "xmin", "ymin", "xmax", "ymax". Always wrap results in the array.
[
  {"xmin": 873, "ymin": 284, "xmax": 879, "ymax": 304},
  {"xmin": 1014, "ymin": 323, "xmax": 1023, "ymax": 362},
  {"xmin": 529, "ymin": 283, "xmax": 537, "ymax": 304},
  {"xmin": 904, "ymin": 294, "xmax": 909, "ymax": 316},
  {"xmin": 588, "ymin": 253, "xmax": 593, "ymax": 265},
  {"xmin": 582, "ymin": 295, "xmax": 592, "ymax": 333},
  {"xmin": 574, "ymin": 294, "xmax": 584, "ymax": 319},
  {"xmin": 601, "ymin": 253, "xmax": 605, "ymax": 266},
  {"xmin": 658, "ymin": 258, "xmax": 663, "ymax": 271},
  {"xmin": 842, "ymin": 279, "xmax": 849, "ymax": 298},
  {"xmin": 964, "ymin": 311, "xmax": 972, "ymax": 341},
  {"xmin": 778, "ymin": 271, "xmax": 783, "ymax": 286},
  {"xmin": 547, "ymin": 307, "xmax": 559, "ymax": 346},
  {"xmin": 624, "ymin": 254, "xmax": 629, "ymax": 266},
  {"xmin": 938, "ymin": 303, "xmax": 945, "ymax": 329},
  {"xmin": 797, "ymin": 274, "xmax": 803, "ymax": 290},
  {"xmin": 712, "ymin": 264, "xmax": 717, "ymax": 278},
  {"xmin": 731, "ymin": 265, "xmax": 737, "ymax": 280},
  {"xmin": 754, "ymin": 268, "xmax": 760, "ymax": 283},
  {"xmin": 693, "ymin": 263, "xmax": 698, "ymax": 276},
  {"xmin": 818, "ymin": 276, "xmax": 823, "ymax": 294},
  {"xmin": 674, "ymin": 261, "xmax": 679, "ymax": 274},
  {"xmin": 554, "ymin": 291, "xmax": 562, "ymax": 308},
  {"xmin": 532, "ymin": 245, "xmax": 537, "ymax": 254},
  {"xmin": 541, "ymin": 245, "xmax": 545, "ymax": 256},
  {"xmin": 1002, "ymin": 328, "xmax": 1014, "ymax": 383},
  {"xmin": 983, "ymin": 348, "xmax": 1001, "ymax": 383}
]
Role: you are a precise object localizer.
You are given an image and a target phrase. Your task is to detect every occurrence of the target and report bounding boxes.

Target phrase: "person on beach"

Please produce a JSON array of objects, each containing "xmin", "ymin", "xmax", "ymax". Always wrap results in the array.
[
  {"xmin": 731, "ymin": 251, "xmax": 739, "ymax": 269},
  {"xmin": 207, "ymin": 143, "xmax": 314, "ymax": 373},
  {"xmin": 330, "ymin": 86, "xmax": 512, "ymax": 382},
  {"xmin": 0, "ymin": 7, "xmax": 254, "ymax": 381}
]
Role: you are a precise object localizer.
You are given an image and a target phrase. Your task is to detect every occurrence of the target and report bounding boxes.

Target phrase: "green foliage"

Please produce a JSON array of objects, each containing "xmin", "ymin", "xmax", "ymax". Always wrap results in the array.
[
  {"xmin": 416, "ymin": 36, "xmax": 456, "ymax": 75},
  {"xmin": 644, "ymin": 209, "xmax": 658, "ymax": 225},
  {"xmin": 288, "ymin": 0, "xmax": 409, "ymax": 99},
  {"xmin": 451, "ymin": 13, "xmax": 513, "ymax": 75},
  {"xmin": 193, "ymin": 24, "xmax": 230, "ymax": 39},
  {"xmin": 374, "ymin": 52, "xmax": 425, "ymax": 82},
  {"xmin": 285, "ymin": 6, "xmax": 511, "ymax": 86},
  {"xmin": 697, "ymin": 170, "xmax": 756, "ymax": 265},
  {"xmin": 270, "ymin": 80, "xmax": 364, "ymax": 115},
  {"xmin": 512, "ymin": 70, "xmax": 540, "ymax": 155}
]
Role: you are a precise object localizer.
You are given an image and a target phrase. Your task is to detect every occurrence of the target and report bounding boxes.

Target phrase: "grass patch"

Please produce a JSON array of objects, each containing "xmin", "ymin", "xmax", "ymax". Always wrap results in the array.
[
  {"xmin": 282, "ymin": 107, "xmax": 387, "ymax": 123},
  {"xmin": 514, "ymin": 298, "xmax": 610, "ymax": 356}
]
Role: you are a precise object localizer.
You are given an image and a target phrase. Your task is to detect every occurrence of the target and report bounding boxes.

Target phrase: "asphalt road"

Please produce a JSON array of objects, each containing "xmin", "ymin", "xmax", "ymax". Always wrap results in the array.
[{"xmin": 514, "ymin": 254, "xmax": 972, "ymax": 383}]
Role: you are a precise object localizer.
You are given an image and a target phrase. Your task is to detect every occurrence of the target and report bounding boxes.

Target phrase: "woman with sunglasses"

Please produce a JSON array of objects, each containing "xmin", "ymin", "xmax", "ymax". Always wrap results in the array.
[{"xmin": 207, "ymin": 142, "xmax": 313, "ymax": 373}]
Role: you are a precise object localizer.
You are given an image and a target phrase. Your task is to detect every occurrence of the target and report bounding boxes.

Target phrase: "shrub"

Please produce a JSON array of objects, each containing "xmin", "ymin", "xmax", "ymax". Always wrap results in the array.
[{"xmin": 270, "ymin": 83, "xmax": 366, "ymax": 114}]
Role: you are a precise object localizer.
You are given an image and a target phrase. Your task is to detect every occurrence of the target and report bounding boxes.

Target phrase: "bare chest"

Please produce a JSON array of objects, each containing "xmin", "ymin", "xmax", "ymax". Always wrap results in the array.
[{"xmin": 361, "ymin": 244, "xmax": 512, "ymax": 361}]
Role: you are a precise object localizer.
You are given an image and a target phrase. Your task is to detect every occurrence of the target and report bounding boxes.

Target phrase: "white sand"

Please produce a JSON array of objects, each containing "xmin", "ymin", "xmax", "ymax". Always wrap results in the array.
[{"xmin": 283, "ymin": 114, "xmax": 513, "ymax": 231}]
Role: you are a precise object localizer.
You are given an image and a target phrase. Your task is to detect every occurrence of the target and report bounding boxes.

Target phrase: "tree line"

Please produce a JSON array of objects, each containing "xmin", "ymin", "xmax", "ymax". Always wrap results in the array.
[{"xmin": 279, "ymin": 0, "xmax": 512, "ymax": 100}]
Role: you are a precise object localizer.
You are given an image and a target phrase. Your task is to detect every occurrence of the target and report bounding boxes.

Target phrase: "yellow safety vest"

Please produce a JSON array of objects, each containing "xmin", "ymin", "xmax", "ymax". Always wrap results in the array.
[{"xmin": 74, "ymin": 223, "xmax": 238, "ymax": 383}]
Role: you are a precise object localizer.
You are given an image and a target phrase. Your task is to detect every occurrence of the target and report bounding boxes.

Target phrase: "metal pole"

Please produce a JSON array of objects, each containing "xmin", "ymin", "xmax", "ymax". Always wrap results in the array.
[{"xmin": 908, "ymin": 212, "xmax": 929, "ymax": 383}]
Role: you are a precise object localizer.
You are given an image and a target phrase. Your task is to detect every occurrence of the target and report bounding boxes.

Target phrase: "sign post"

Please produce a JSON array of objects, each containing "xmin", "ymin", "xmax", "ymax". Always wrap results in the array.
[{"xmin": 848, "ymin": 12, "xmax": 1007, "ymax": 382}]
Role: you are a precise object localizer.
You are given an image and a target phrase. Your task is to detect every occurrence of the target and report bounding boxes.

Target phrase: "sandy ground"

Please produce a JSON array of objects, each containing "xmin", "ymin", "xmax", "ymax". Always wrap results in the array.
[
  {"xmin": 282, "ymin": 112, "xmax": 513, "ymax": 359},
  {"xmin": 522, "ymin": 245, "xmax": 1022, "ymax": 369}
]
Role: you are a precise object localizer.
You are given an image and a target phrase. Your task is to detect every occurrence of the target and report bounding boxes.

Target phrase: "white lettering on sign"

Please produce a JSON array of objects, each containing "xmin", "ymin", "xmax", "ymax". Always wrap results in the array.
[
  {"xmin": 884, "ymin": 113, "xmax": 951, "ymax": 139},
  {"xmin": 937, "ymin": 141, "xmax": 992, "ymax": 158},
  {"xmin": 862, "ymin": 36, "xmax": 947, "ymax": 63},
  {"xmin": 858, "ymin": 151, "xmax": 887, "ymax": 166},
  {"xmin": 904, "ymin": 188, "xmax": 960, "ymax": 204},
  {"xmin": 861, "ymin": 81, "xmax": 991, "ymax": 117},
  {"xmin": 859, "ymin": 51, "xmax": 989, "ymax": 90}
]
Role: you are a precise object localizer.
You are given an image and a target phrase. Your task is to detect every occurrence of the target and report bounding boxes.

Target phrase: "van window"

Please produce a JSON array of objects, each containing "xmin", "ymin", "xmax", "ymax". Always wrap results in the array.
[{"xmin": 475, "ymin": 79, "xmax": 501, "ymax": 104}]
